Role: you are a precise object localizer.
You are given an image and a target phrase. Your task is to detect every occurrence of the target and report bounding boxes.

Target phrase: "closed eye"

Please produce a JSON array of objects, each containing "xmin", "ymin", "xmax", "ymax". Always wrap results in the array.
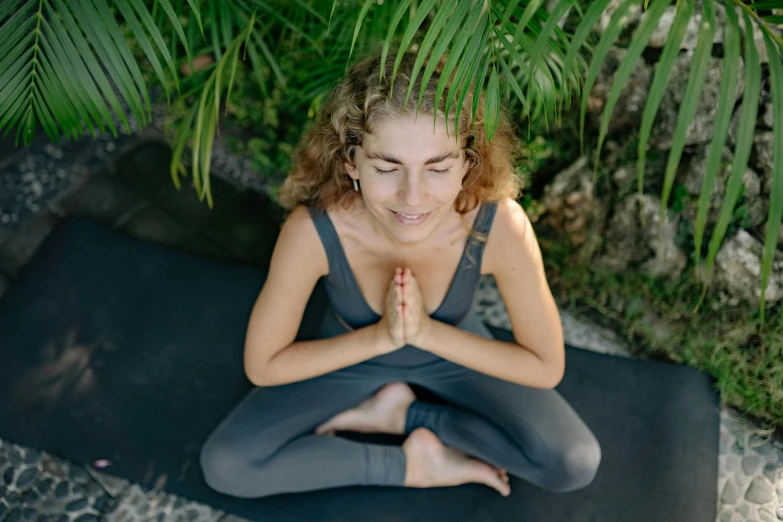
[
  {"xmin": 430, "ymin": 168, "xmax": 451, "ymax": 174},
  {"xmin": 374, "ymin": 168, "xmax": 398, "ymax": 174}
]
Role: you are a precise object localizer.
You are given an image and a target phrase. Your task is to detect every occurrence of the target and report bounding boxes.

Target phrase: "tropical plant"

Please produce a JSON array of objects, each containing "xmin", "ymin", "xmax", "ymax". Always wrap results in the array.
[{"xmin": 0, "ymin": 0, "xmax": 781, "ymax": 318}]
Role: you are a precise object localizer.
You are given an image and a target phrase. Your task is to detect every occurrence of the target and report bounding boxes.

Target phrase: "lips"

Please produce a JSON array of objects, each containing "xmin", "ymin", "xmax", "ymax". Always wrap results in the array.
[{"xmin": 390, "ymin": 209, "xmax": 431, "ymax": 226}]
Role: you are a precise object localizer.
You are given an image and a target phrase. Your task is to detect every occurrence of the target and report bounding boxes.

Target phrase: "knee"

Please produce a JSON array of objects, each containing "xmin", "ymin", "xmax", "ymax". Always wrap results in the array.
[
  {"xmin": 200, "ymin": 437, "xmax": 250, "ymax": 496},
  {"xmin": 544, "ymin": 436, "xmax": 602, "ymax": 493}
]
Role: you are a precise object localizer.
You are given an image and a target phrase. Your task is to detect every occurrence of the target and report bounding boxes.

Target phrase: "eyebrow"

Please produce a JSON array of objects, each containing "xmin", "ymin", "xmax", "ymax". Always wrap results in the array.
[{"xmin": 364, "ymin": 151, "xmax": 460, "ymax": 165}]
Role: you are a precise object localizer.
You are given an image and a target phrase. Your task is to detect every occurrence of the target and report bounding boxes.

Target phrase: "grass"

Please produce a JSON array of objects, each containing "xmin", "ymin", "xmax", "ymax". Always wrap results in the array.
[{"xmin": 540, "ymin": 234, "xmax": 783, "ymax": 429}]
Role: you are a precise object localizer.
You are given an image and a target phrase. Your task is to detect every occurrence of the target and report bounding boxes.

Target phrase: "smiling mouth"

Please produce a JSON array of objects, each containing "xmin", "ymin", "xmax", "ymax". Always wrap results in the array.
[
  {"xmin": 390, "ymin": 209, "xmax": 431, "ymax": 225},
  {"xmin": 394, "ymin": 211, "xmax": 427, "ymax": 219}
]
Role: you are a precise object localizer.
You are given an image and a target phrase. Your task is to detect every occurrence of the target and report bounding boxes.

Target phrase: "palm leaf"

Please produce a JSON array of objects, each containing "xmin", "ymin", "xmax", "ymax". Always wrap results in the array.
[
  {"xmin": 174, "ymin": 13, "xmax": 257, "ymax": 208},
  {"xmin": 579, "ymin": 0, "xmax": 634, "ymax": 155},
  {"xmin": 485, "ymin": 65, "xmax": 501, "ymax": 140},
  {"xmin": 637, "ymin": 0, "xmax": 695, "ymax": 195},
  {"xmin": 433, "ymin": 4, "xmax": 485, "ymax": 132},
  {"xmin": 0, "ymin": 0, "xmax": 221, "ymax": 145},
  {"xmin": 491, "ymin": 4, "xmax": 556, "ymax": 114},
  {"xmin": 760, "ymin": 30, "xmax": 783, "ymax": 324},
  {"xmin": 526, "ymin": 0, "xmax": 574, "ymax": 126},
  {"xmin": 559, "ymin": 0, "xmax": 613, "ymax": 111},
  {"xmin": 693, "ymin": 0, "xmax": 741, "ymax": 279},
  {"xmin": 596, "ymin": 0, "xmax": 670, "ymax": 173},
  {"xmin": 115, "ymin": 0, "xmax": 176, "ymax": 101},
  {"xmin": 153, "ymin": 0, "xmax": 196, "ymax": 70},
  {"xmin": 659, "ymin": 0, "xmax": 716, "ymax": 225},
  {"xmin": 389, "ymin": 0, "xmax": 439, "ymax": 92},
  {"xmin": 749, "ymin": 1, "xmax": 783, "ymax": 9},
  {"xmin": 446, "ymin": 19, "xmax": 490, "ymax": 137},
  {"xmin": 704, "ymin": 10, "xmax": 762, "ymax": 285},
  {"xmin": 404, "ymin": 0, "xmax": 463, "ymax": 109},
  {"xmin": 416, "ymin": 0, "xmax": 471, "ymax": 113},
  {"xmin": 378, "ymin": 0, "xmax": 416, "ymax": 81}
]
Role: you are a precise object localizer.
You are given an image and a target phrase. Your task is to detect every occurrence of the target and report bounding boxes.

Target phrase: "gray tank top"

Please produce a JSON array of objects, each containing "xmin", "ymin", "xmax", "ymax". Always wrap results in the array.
[{"xmin": 307, "ymin": 201, "xmax": 499, "ymax": 331}]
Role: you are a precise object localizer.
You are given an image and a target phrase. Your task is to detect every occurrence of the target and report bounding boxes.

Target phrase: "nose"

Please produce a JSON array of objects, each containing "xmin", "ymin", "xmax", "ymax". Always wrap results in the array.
[{"xmin": 400, "ymin": 171, "xmax": 423, "ymax": 207}]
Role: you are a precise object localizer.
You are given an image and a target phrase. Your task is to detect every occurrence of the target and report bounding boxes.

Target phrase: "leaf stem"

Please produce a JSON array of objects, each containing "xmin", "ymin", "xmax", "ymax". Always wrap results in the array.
[{"xmin": 732, "ymin": 0, "xmax": 783, "ymax": 50}]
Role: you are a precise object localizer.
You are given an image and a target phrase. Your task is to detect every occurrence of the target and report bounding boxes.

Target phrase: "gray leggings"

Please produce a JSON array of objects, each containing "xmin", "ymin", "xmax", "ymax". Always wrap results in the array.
[{"xmin": 200, "ymin": 315, "xmax": 601, "ymax": 498}]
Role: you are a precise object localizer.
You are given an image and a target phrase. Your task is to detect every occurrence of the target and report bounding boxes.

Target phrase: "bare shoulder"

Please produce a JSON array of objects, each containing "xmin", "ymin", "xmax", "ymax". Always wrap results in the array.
[
  {"xmin": 276, "ymin": 204, "xmax": 328, "ymax": 277},
  {"xmin": 484, "ymin": 197, "xmax": 538, "ymax": 274}
]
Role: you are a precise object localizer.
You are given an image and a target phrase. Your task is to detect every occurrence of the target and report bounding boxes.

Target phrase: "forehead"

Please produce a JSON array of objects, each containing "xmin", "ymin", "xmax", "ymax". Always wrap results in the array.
[{"xmin": 363, "ymin": 115, "xmax": 460, "ymax": 159}]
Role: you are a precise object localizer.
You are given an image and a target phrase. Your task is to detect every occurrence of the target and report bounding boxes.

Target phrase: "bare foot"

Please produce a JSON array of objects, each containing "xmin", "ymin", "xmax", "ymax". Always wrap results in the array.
[
  {"xmin": 315, "ymin": 382, "xmax": 416, "ymax": 436},
  {"xmin": 403, "ymin": 428, "xmax": 511, "ymax": 497}
]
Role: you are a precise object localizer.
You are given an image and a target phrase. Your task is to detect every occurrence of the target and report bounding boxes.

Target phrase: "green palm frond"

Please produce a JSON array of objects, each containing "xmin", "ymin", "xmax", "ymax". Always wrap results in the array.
[
  {"xmin": 693, "ymin": 0, "xmax": 741, "ymax": 279},
  {"xmin": 170, "ymin": 12, "xmax": 257, "ymax": 209},
  {"xmin": 0, "ymin": 0, "xmax": 195, "ymax": 145},
  {"xmin": 341, "ymin": 0, "xmax": 584, "ymax": 143},
  {"xmin": 761, "ymin": 29, "xmax": 783, "ymax": 324},
  {"xmin": 571, "ymin": 0, "xmax": 781, "ymax": 314}
]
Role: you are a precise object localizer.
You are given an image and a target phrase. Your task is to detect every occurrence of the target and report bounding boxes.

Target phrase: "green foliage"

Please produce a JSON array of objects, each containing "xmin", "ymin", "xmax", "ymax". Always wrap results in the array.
[
  {"xmin": 0, "ymin": 0, "xmax": 782, "ymax": 311},
  {"xmin": 542, "ymin": 235, "xmax": 783, "ymax": 427}
]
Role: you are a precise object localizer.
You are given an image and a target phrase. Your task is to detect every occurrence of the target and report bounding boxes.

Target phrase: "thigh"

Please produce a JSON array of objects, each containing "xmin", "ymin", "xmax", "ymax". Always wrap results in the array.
[{"xmin": 204, "ymin": 366, "xmax": 390, "ymax": 460}]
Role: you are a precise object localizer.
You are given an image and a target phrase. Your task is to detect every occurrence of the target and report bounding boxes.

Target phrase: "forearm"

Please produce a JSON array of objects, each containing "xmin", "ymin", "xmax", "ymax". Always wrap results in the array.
[
  {"xmin": 417, "ymin": 319, "xmax": 564, "ymax": 389},
  {"xmin": 249, "ymin": 323, "xmax": 389, "ymax": 386}
]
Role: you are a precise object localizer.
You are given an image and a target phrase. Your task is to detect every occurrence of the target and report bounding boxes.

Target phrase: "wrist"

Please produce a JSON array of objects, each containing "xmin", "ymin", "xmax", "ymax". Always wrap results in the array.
[
  {"xmin": 371, "ymin": 322, "xmax": 397, "ymax": 354},
  {"xmin": 412, "ymin": 316, "xmax": 435, "ymax": 349}
]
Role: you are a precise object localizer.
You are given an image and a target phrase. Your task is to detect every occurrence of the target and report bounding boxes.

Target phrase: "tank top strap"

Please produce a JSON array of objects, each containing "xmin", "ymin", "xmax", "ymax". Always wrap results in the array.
[
  {"xmin": 305, "ymin": 206, "xmax": 343, "ymax": 271},
  {"xmin": 463, "ymin": 200, "xmax": 499, "ymax": 271}
]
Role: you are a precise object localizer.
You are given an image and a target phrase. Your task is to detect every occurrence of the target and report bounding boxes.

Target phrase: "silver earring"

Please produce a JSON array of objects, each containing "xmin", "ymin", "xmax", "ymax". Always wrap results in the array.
[{"xmin": 353, "ymin": 179, "xmax": 359, "ymax": 191}]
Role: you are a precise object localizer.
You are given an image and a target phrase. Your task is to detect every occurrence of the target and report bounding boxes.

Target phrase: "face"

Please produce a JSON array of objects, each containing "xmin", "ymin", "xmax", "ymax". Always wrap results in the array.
[{"xmin": 344, "ymin": 115, "xmax": 470, "ymax": 245}]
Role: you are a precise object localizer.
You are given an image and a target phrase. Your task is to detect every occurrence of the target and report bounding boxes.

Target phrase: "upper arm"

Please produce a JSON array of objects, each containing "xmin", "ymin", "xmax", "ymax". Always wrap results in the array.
[
  {"xmin": 484, "ymin": 198, "xmax": 565, "ymax": 384},
  {"xmin": 244, "ymin": 205, "xmax": 328, "ymax": 384}
]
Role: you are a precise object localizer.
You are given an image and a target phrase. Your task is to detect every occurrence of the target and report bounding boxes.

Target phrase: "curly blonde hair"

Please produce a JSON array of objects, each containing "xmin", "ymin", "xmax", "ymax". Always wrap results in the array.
[{"xmin": 278, "ymin": 49, "xmax": 523, "ymax": 214}]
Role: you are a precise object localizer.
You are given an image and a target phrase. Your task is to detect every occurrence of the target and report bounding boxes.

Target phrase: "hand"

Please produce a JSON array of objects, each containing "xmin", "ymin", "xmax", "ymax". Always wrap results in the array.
[
  {"xmin": 398, "ymin": 267, "xmax": 432, "ymax": 347},
  {"xmin": 375, "ymin": 273, "xmax": 406, "ymax": 353}
]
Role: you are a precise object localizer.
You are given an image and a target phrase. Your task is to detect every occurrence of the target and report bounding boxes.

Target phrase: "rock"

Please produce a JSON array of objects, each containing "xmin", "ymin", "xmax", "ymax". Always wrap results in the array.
[
  {"xmin": 738, "ymin": 504, "xmax": 751, "ymax": 518},
  {"xmin": 743, "ymin": 455, "xmax": 761, "ymax": 475},
  {"xmin": 775, "ymin": 506, "xmax": 783, "ymax": 520},
  {"xmin": 54, "ymin": 481, "xmax": 69, "ymax": 499},
  {"xmin": 759, "ymin": 507, "xmax": 776, "ymax": 522},
  {"xmin": 598, "ymin": 194, "xmax": 686, "ymax": 280},
  {"xmin": 596, "ymin": 0, "xmax": 643, "ymax": 36},
  {"xmin": 713, "ymin": 230, "xmax": 783, "ymax": 308},
  {"xmin": 66, "ymin": 498, "xmax": 88, "ymax": 512},
  {"xmin": 588, "ymin": 47, "xmax": 652, "ymax": 135},
  {"xmin": 15, "ymin": 467, "xmax": 38, "ymax": 489},
  {"xmin": 647, "ymin": 3, "xmax": 725, "ymax": 49},
  {"xmin": 721, "ymin": 479, "xmax": 742, "ymax": 504},
  {"xmin": 752, "ymin": 132, "xmax": 775, "ymax": 195},
  {"xmin": 750, "ymin": 434, "xmax": 775, "ymax": 456},
  {"xmin": 680, "ymin": 145, "xmax": 765, "ymax": 228},
  {"xmin": 745, "ymin": 477, "xmax": 776, "ymax": 504},
  {"xmin": 763, "ymin": 463, "xmax": 778, "ymax": 484},
  {"xmin": 650, "ymin": 54, "xmax": 745, "ymax": 151},
  {"xmin": 540, "ymin": 156, "xmax": 605, "ymax": 259}
]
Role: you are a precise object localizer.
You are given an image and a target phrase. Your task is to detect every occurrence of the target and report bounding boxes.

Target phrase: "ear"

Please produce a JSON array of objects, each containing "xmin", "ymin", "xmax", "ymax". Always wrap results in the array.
[
  {"xmin": 344, "ymin": 161, "xmax": 359, "ymax": 180},
  {"xmin": 460, "ymin": 154, "xmax": 471, "ymax": 178}
]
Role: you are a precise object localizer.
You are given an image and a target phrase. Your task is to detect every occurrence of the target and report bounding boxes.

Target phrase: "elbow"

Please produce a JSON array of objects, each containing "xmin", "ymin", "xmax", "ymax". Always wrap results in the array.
[
  {"xmin": 245, "ymin": 367, "xmax": 268, "ymax": 387},
  {"xmin": 536, "ymin": 343, "xmax": 565, "ymax": 389},
  {"xmin": 243, "ymin": 351, "xmax": 273, "ymax": 387},
  {"xmin": 545, "ymin": 361, "xmax": 565, "ymax": 389}
]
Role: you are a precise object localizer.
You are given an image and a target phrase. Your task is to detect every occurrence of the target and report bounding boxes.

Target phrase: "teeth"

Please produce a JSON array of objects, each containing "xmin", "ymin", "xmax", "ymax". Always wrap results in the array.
[{"xmin": 400, "ymin": 213, "xmax": 422, "ymax": 219}]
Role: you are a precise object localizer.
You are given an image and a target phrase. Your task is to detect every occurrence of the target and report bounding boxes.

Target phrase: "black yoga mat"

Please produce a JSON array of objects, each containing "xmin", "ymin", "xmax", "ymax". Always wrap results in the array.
[{"xmin": 0, "ymin": 217, "xmax": 720, "ymax": 522}]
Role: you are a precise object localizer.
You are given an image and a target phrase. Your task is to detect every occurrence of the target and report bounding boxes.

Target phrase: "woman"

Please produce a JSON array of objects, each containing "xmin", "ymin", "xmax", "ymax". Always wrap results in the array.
[{"xmin": 200, "ymin": 50, "xmax": 601, "ymax": 498}]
